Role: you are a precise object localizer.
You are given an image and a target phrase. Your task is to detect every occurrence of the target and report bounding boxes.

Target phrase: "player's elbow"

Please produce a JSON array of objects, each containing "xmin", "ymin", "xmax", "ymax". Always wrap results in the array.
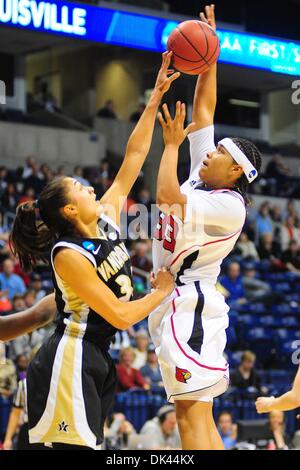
[{"xmin": 108, "ymin": 305, "xmax": 131, "ymax": 330}]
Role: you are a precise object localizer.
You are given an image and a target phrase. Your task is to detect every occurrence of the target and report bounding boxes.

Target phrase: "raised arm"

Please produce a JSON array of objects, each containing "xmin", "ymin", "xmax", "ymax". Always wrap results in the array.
[
  {"xmin": 54, "ymin": 250, "xmax": 174, "ymax": 330},
  {"xmin": 156, "ymin": 102, "xmax": 195, "ymax": 218},
  {"xmin": 0, "ymin": 293, "xmax": 56, "ymax": 341},
  {"xmin": 192, "ymin": 4, "xmax": 217, "ymax": 130},
  {"xmin": 256, "ymin": 365, "xmax": 300, "ymax": 413},
  {"xmin": 100, "ymin": 52, "xmax": 180, "ymax": 226}
]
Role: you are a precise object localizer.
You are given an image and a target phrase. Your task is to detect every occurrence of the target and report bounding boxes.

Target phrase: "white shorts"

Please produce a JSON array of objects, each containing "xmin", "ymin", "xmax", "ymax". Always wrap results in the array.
[{"xmin": 148, "ymin": 282, "xmax": 230, "ymax": 403}]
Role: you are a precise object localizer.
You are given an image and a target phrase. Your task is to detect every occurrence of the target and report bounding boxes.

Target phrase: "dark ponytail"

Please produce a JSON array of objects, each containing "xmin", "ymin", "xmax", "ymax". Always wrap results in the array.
[
  {"xmin": 10, "ymin": 177, "xmax": 74, "ymax": 272},
  {"xmin": 230, "ymin": 137, "xmax": 262, "ymax": 206}
]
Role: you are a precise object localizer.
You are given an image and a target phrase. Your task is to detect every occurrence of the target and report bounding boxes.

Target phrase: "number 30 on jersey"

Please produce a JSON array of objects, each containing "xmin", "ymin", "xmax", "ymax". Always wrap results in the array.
[{"xmin": 154, "ymin": 213, "xmax": 178, "ymax": 253}]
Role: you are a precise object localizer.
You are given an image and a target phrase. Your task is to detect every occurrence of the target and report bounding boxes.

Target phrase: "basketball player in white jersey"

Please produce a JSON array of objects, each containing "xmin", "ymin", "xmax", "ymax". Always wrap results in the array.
[{"xmin": 149, "ymin": 5, "xmax": 262, "ymax": 449}]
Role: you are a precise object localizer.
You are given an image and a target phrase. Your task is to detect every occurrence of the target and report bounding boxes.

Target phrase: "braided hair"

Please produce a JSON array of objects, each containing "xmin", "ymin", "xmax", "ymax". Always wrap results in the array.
[{"xmin": 230, "ymin": 137, "xmax": 262, "ymax": 206}]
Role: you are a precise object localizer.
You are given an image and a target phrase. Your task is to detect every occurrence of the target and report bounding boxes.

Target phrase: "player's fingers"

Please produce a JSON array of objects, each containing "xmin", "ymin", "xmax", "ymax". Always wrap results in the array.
[
  {"xmin": 157, "ymin": 112, "xmax": 166, "ymax": 128},
  {"xmin": 164, "ymin": 51, "xmax": 173, "ymax": 69},
  {"xmin": 200, "ymin": 12, "xmax": 208, "ymax": 23},
  {"xmin": 175, "ymin": 100, "xmax": 182, "ymax": 119},
  {"xmin": 167, "ymin": 69, "xmax": 175, "ymax": 75},
  {"xmin": 167, "ymin": 71, "xmax": 180, "ymax": 84},
  {"xmin": 162, "ymin": 103, "xmax": 172, "ymax": 123},
  {"xmin": 161, "ymin": 51, "xmax": 168, "ymax": 65},
  {"xmin": 180, "ymin": 102, "xmax": 186, "ymax": 121}
]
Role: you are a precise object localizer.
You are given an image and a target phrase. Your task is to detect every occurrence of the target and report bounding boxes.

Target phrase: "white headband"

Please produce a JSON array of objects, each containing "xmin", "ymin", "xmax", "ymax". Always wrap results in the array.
[{"xmin": 218, "ymin": 138, "xmax": 258, "ymax": 183}]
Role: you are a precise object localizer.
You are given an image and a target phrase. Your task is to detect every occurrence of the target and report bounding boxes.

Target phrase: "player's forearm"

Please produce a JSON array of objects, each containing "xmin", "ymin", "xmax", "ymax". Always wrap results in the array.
[
  {"xmin": 157, "ymin": 144, "xmax": 182, "ymax": 206},
  {"xmin": 270, "ymin": 391, "xmax": 300, "ymax": 411},
  {"xmin": 126, "ymin": 88, "xmax": 163, "ymax": 158},
  {"xmin": 192, "ymin": 63, "xmax": 217, "ymax": 127},
  {"xmin": 115, "ymin": 289, "xmax": 169, "ymax": 330},
  {"xmin": 0, "ymin": 294, "xmax": 56, "ymax": 341}
]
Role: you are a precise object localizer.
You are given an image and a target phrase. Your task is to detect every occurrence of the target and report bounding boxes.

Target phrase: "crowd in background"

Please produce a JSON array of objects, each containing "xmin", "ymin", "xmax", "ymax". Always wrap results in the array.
[{"xmin": 0, "ymin": 155, "xmax": 300, "ymax": 450}]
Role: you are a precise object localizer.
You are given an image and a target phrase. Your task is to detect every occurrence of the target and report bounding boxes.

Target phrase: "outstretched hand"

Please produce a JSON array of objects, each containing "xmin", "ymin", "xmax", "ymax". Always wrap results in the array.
[
  {"xmin": 155, "ymin": 51, "xmax": 180, "ymax": 95},
  {"xmin": 158, "ymin": 101, "xmax": 196, "ymax": 147},
  {"xmin": 200, "ymin": 4, "xmax": 216, "ymax": 31}
]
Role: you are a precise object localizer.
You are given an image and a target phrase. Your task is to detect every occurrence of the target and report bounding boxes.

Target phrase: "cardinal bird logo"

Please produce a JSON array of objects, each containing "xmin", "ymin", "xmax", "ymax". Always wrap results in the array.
[{"xmin": 175, "ymin": 367, "xmax": 192, "ymax": 384}]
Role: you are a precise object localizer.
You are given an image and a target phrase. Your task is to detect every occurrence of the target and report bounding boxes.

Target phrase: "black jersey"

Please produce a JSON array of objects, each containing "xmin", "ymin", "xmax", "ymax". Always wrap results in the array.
[{"xmin": 51, "ymin": 215, "xmax": 133, "ymax": 350}]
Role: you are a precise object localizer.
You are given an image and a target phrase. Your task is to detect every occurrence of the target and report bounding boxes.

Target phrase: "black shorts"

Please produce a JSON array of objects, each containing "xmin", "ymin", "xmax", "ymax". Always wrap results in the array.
[{"xmin": 27, "ymin": 330, "xmax": 116, "ymax": 449}]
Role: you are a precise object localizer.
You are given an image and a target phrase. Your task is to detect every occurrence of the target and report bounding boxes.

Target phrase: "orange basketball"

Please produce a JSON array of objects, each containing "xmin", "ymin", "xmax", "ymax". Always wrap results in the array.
[{"xmin": 167, "ymin": 20, "xmax": 220, "ymax": 75}]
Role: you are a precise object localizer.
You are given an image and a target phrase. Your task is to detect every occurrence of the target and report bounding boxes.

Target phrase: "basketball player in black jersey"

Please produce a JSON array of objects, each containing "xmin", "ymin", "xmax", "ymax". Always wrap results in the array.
[{"xmin": 9, "ymin": 53, "xmax": 177, "ymax": 450}]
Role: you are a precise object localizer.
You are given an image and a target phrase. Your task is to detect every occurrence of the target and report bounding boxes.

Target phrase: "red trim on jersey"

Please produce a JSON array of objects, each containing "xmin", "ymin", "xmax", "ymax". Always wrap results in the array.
[
  {"xmin": 170, "ymin": 229, "xmax": 242, "ymax": 267},
  {"xmin": 170, "ymin": 288, "xmax": 228, "ymax": 372}
]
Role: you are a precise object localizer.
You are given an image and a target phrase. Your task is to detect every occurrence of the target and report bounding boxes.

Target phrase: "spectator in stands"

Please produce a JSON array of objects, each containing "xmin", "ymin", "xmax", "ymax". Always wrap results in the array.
[
  {"xmin": 0, "ymin": 357, "xmax": 17, "ymax": 399},
  {"xmin": 281, "ymin": 216, "xmax": 300, "ymax": 251},
  {"xmin": 257, "ymin": 233, "xmax": 281, "ymax": 264},
  {"xmin": 18, "ymin": 187, "xmax": 35, "ymax": 205},
  {"xmin": 140, "ymin": 405, "xmax": 181, "ymax": 450},
  {"xmin": 266, "ymin": 410, "xmax": 289, "ymax": 450},
  {"xmin": 256, "ymin": 202, "xmax": 273, "ymax": 240},
  {"xmin": 217, "ymin": 411, "xmax": 237, "ymax": 450},
  {"xmin": 104, "ymin": 413, "xmax": 136, "ymax": 449},
  {"xmin": 265, "ymin": 154, "xmax": 291, "ymax": 195},
  {"xmin": 72, "ymin": 165, "xmax": 90, "ymax": 187},
  {"xmin": 230, "ymin": 351, "xmax": 267, "ymax": 396},
  {"xmin": 1, "ymin": 183, "xmax": 19, "ymax": 212},
  {"xmin": 24, "ymin": 289, "xmax": 37, "ymax": 308},
  {"xmin": 15, "ymin": 354, "xmax": 28, "ymax": 381},
  {"xmin": 57, "ymin": 165, "xmax": 66, "ymax": 177},
  {"xmin": 0, "ymin": 212, "xmax": 10, "ymax": 248},
  {"xmin": 11, "ymin": 294, "xmax": 26, "ymax": 313},
  {"xmin": 0, "ymin": 291, "xmax": 12, "ymax": 313},
  {"xmin": 243, "ymin": 263, "xmax": 271, "ymax": 302},
  {"xmin": 3, "ymin": 378, "xmax": 28, "ymax": 450},
  {"xmin": 0, "ymin": 259, "xmax": 26, "ymax": 300},
  {"xmin": 271, "ymin": 205, "xmax": 283, "ymax": 249},
  {"xmin": 130, "ymin": 103, "xmax": 146, "ymax": 123},
  {"xmin": 0, "ymin": 166, "xmax": 8, "ymax": 196},
  {"xmin": 41, "ymin": 165, "xmax": 54, "ymax": 185},
  {"xmin": 281, "ymin": 239, "xmax": 300, "ymax": 275},
  {"xmin": 9, "ymin": 329, "xmax": 43, "ymax": 362},
  {"xmin": 131, "ymin": 241, "xmax": 153, "ymax": 274},
  {"xmin": 97, "ymin": 99, "xmax": 117, "ymax": 119},
  {"xmin": 29, "ymin": 273, "xmax": 46, "ymax": 302},
  {"xmin": 116, "ymin": 347, "xmax": 148, "ymax": 392},
  {"xmin": 23, "ymin": 165, "xmax": 44, "ymax": 195},
  {"xmin": 140, "ymin": 346, "xmax": 163, "ymax": 389},
  {"xmin": 132, "ymin": 329, "xmax": 150, "ymax": 370},
  {"xmin": 235, "ymin": 232, "xmax": 259, "ymax": 261},
  {"xmin": 283, "ymin": 199, "xmax": 298, "ymax": 220},
  {"xmin": 22, "ymin": 156, "xmax": 38, "ymax": 179},
  {"xmin": 220, "ymin": 262, "xmax": 247, "ymax": 305}
]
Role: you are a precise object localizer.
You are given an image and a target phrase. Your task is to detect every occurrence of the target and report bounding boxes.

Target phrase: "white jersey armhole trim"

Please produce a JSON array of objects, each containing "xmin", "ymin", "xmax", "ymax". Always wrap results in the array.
[{"xmin": 51, "ymin": 242, "xmax": 97, "ymax": 270}]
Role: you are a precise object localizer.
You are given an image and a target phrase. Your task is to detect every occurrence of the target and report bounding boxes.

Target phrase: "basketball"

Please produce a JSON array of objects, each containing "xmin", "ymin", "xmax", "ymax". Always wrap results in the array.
[{"xmin": 167, "ymin": 20, "xmax": 220, "ymax": 75}]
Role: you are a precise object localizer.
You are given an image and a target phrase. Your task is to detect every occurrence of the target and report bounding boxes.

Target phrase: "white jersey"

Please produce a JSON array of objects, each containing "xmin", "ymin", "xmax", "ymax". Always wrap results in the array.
[{"xmin": 152, "ymin": 126, "xmax": 247, "ymax": 286}]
